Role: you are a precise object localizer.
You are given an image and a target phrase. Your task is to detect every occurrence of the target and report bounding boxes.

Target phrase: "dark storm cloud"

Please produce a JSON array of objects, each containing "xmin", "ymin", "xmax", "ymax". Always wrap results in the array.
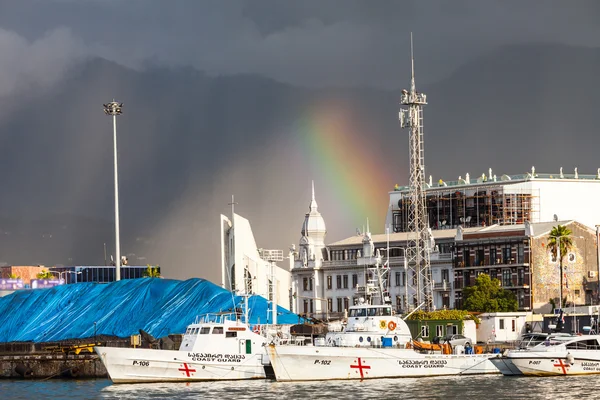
[
  {"xmin": 0, "ymin": 0, "xmax": 600, "ymax": 92},
  {"xmin": 0, "ymin": 1, "xmax": 600, "ymax": 282}
]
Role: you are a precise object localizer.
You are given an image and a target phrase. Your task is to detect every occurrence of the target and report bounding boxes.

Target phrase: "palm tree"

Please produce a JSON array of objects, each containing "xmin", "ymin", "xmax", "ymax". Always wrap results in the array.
[
  {"xmin": 142, "ymin": 265, "xmax": 161, "ymax": 278},
  {"xmin": 547, "ymin": 224, "xmax": 573, "ymax": 308}
]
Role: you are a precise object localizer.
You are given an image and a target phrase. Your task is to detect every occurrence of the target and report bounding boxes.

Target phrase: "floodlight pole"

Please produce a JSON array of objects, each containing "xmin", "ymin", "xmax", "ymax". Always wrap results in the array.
[{"xmin": 103, "ymin": 100, "xmax": 123, "ymax": 281}]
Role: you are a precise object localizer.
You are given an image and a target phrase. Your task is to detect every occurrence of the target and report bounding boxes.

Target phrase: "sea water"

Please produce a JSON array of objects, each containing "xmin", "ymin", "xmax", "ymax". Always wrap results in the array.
[{"xmin": 0, "ymin": 375, "xmax": 596, "ymax": 399}]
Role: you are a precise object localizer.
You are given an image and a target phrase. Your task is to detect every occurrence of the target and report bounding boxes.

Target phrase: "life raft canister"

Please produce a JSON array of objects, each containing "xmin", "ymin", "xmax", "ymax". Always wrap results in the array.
[
  {"xmin": 388, "ymin": 321, "xmax": 397, "ymax": 331},
  {"xmin": 379, "ymin": 320, "xmax": 387, "ymax": 329}
]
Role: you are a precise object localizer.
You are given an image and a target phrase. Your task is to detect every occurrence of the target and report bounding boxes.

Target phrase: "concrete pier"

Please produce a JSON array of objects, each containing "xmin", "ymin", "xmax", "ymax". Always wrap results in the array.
[{"xmin": 1, "ymin": 353, "xmax": 107, "ymax": 379}]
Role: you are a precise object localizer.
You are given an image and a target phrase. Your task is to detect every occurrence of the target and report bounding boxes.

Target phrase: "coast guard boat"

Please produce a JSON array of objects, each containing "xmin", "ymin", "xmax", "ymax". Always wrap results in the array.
[
  {"xmin": 267, "ymin": 301, "xmax": 498, "ymax": 381},
  {"xmin": 96, "ymin": 305, "xmax": 284, "ymax": 383},
  {"xmin": 267, "ymin": 245, "xmax": 498, "ymax": 381},
  {"xmin": 491, "ymin": 333, "xmax": 600, "ymax": 376}
]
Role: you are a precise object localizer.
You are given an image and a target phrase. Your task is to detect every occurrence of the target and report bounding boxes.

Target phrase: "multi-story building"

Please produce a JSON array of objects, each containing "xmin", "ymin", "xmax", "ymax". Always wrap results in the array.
[
  {"xmin": 289, "ymin": 184, "xmax": 599, "ymax": 317},
  {"xmin": 386, "ymin": 168, "xmax": 600, "ymax": 232},
  {"xmin": 289, "ymin": 187, "xmax": 461, "ymax": 318},
  {"xmin": 448, "ymin": 220, "xmax": 597, "ymax": 312}
]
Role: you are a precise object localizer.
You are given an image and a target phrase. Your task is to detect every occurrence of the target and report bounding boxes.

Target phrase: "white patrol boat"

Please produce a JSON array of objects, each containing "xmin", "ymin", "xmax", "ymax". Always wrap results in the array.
[
  {"xmin": 267, "ymin": 301, "xmax": 498, "ymax": 381},
  {"xmin": 96, "ymin": 311, "xmax": 276, "ymax": 383},
  {"xmin": 490, "ymin": 334, "xmax": 600, "ymax": 376}
]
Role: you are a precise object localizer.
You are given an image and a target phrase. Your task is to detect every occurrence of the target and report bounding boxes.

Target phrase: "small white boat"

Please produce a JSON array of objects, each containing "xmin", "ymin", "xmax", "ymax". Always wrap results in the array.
[
  {"xmin": 96, "ymin": 312, "xmax": 275, "ymax": 383},
  {"xmin": 491, "ymin": 334, "xmax": 600, "ymax": 376},
  {"xmin": 267, "ymin": 302, "xmax": 499, "ymax": 381}
]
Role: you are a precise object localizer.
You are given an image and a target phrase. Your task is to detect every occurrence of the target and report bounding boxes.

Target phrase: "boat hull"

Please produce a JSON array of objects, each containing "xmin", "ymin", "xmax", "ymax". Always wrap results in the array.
[
  {"xmin": 96, "ymin": 346, "xmax": 268, "ymax": 383},
  {"xmin": 490, "ymin": 352, "xmax": 600, "ymax": 376},
  {"xmin": 267, "ymin": 345, "xmax": 498, "ymax": 381}
]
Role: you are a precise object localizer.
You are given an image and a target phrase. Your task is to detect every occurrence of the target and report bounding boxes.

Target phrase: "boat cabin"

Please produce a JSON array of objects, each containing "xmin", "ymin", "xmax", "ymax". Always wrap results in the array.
[{"xmin": 178, "ymin": 312, "xmax": 265, "ymax": 355}]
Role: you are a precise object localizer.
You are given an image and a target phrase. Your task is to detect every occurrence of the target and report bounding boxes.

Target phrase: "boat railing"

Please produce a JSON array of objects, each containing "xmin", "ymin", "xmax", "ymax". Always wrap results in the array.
[{"xmin": 194, "ymin": 312, "xmax": 242, "ymax": 325}]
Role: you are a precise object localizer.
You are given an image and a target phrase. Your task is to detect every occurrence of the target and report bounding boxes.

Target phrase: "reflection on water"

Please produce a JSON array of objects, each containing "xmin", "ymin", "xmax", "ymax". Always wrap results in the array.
[{"xmin": 1, "ymin": 375, "xmax": 599, "ymax": 400}]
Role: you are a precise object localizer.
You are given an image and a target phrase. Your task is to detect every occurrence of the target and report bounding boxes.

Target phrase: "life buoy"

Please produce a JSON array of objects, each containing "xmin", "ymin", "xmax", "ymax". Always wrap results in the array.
[
  {"xmin": 379, "ymin": 320, "xmax": 387, "ymax": 329},
  {"xmin": 388, "ymin": 321, "xmax": 397, "ymax": 331}
]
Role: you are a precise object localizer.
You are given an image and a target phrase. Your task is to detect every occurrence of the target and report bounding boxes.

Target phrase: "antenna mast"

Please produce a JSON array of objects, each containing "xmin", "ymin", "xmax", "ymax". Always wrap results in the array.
[{"xmin": 399, "ymin": 33, "xmax": 433, "ymax": 311}]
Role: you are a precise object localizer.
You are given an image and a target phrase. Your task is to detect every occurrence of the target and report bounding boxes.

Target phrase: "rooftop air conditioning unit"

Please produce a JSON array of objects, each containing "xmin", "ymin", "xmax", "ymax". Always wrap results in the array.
[{"xmin": 589, "ymin": 271, "xmax": 597, "ymax": 278}]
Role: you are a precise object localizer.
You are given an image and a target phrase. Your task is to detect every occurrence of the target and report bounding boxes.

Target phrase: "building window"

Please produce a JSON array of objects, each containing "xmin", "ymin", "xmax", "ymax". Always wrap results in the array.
[
  {"xmin": 518, "ymin": 269, "xmax": 524, "ymax": 286},
  {"xmin": 395, "ymin": 272, "xmax": 401, "ymax": 286},
  {"xmin": 448, "ymin": 325, "xmax": 458, "ymax": 335},
  {"xmin": 343, "ymin": 275, "xmax": 349, "ymax": 289},
  {"xmin": 436, "ymin": 325, "xmax": 444, "ymax": 337},
  {"xmin": 309, "ymin": 300, "xmax": 314, "ymax": 314},
  {"xmin": 503, "ymin": 246, "xmax": 511, "ymax": 264},
  {"xmin": 502, "ymin": 269, "xmax": 511, "ymax": 287},
  {"xmin": 309, "ymin": 278, "xmax": 313, "ymax": 291},
  {"xmin": 517, "ymin": 244, "xmax": 525, "ymax": 263},
  {"xmin": 352, "ymin": 274, "xmax": 358, "ymax": 288},
  {"xmin": 336, "ymin": 275, "xmax": 342, "ymax": 289},
  {"xmin": 337, "ymin": 298, "xmax": 343, "ymax": 312},
  {"xmin": 463, "ymin": 249, "xmax": 470, "ymax": 267},
  {"xmin": 327, "ymin": 275, "xmax": 332, "ymax": 290},
  {"xmin": 327, "ymin": 298, "xmax": 333, "ymax": 312},
  {"xmin": 396, "ymin": 295, "xmax": 402, "ymax": 312},
  {"xmin": 303, "ymin": 300, "xmax": 308, "ymax": 314},
  {"xmin": 343, "ymin": 298, "xmax": 349, "ymax": 311},
  {"xmin": 475, "ymin": 249, "xmax": 484, "ymax": 266},
  {"xmin": 512, "ymin": 319, "xmax": 516, "ymax": 332},
  {"xmin": 303, "ymin": 277, "xmax": 308, "ymax": 291},
  {"xmin": 402, "ymin": 272, "xmax": 406, "ymax": 286},
  {"xmin": 420, "ymin": 325, "xmax": 429, "ymax": 338},
  {"xmin": 499, "ymin": 319, "xmax": 505, "ymax": 330},
  {"xmin": 463, "ymin": 270, "xmax": 470, "ymax": 287},
  {"xmin": 490, "ymin": 248, "xmax": 497, "ymax": 265},
  {"xmin": 442, "ymin": 269, "xmax": 450, "ymax": 284}
]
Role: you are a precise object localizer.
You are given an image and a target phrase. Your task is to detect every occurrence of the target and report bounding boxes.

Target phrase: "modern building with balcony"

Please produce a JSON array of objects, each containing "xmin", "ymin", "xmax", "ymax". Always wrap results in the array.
[
  {"xmin": 386, "ymin": 167, "xmax": 600, "ymax": 233},
  {"xmin": 453, "ymin": 220, "xmax": 598, "ymax": 312}
]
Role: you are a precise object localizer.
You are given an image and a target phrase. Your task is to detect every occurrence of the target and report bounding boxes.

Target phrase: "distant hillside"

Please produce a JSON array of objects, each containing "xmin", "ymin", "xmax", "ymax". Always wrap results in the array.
[{"xmin": 0, "ymin": 44, "xmax": 599, "ymax": 282}]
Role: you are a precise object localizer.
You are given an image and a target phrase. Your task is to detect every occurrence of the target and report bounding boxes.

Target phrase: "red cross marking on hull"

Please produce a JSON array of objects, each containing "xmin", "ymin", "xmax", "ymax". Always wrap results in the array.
[
  {"xmin": 179, "ymin": 363, "xmax": 197, "ymax": 377},
  {"xmin": 350, "ymin": 357, "xmax": 371, "ymax": 379},
  {"xmin": 553, "ymin": 359, "xmax": 569, "ymax": 375}
]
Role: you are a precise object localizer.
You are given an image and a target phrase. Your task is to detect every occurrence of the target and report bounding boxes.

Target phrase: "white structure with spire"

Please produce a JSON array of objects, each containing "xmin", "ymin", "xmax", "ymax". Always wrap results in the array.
[
  {"xmin": 220, "ymin": 198, "xmax": 292, "ymax": 315},
  {"xmin": 289, "ymin": 182, "xmax": 330, "ymax": 317}
]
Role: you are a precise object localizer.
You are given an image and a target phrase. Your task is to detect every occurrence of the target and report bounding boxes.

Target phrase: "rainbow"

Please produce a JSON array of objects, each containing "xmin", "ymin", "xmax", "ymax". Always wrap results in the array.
[{"xmin": 291, "ymin": 102, "xmax": 405, "ymax": 232}]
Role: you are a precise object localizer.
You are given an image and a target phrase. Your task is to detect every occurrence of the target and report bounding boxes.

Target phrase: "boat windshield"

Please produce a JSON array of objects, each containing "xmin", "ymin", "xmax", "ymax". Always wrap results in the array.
[
  {"xmin": 349, "ymin": 307, "xmax": 392, "ymax": 317},
  {"xmin": 350, "ymin": 308, "xmax": 367, "ymax": 317}
]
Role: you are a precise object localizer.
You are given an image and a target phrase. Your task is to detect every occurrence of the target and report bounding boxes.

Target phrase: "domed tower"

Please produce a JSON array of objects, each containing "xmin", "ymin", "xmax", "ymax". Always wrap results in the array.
[{"xmin": 299, "ymin": 181, "xmax": 326, "ymax": 267}]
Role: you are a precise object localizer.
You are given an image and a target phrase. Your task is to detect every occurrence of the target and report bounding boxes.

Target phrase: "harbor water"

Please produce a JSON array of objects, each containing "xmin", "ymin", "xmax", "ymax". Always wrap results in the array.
[{"xmin": 0, "ymin": 375, "xmax": 597, "ymax": 399}]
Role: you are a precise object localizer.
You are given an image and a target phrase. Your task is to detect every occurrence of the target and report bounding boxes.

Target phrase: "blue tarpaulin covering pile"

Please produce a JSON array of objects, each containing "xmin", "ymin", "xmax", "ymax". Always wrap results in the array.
[{"xmin": 0, "ymin": 278, "xmax": 302, "ymax": 343}]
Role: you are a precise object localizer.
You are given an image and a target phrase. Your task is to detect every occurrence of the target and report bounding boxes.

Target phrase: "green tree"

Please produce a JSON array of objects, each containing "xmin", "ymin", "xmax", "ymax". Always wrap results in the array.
[
  {"xmin": 36, "ymin": 269, "xmax": 55, "ymax": 279},
  {"xmin": 462, "ymin": 273, "xmax": 518, "ymax": 312},
  {"xmin": 143, "ymin": 265, "xmax": 161, "ymax": 278},
  {"xmin": 547, "ymin": 224, "xmax": 573, "ymax": 308},
  {"xmin": 8, "ymin": 273, "xmax": 20, "ymax": 279}
]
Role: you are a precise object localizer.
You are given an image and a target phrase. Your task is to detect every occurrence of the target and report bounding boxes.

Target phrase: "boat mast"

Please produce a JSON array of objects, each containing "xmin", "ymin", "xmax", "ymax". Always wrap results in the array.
[{"xmin": 399, "ymin": 33, "xmax": 433, "ymax": 311}]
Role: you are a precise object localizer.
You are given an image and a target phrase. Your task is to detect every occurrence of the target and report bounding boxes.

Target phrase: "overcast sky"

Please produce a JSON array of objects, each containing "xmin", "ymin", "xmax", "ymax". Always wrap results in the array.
[
  {"xmin": 1, "ymin": 1, "xmax": 600, "ymax": 280},
  {"xmin": 1, "ymin": 0, "xmax": 600, "ymax": 97}
]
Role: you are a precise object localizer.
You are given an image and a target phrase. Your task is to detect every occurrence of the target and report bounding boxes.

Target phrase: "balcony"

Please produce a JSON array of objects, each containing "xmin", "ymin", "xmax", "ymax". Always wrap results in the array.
[
  {"xmin": 434, "ymin": 282, "xmax": 452, "ymax": 291},
  {"xmin": 321, "ymin": 260, "xmax": 358, "ymax": 268}
]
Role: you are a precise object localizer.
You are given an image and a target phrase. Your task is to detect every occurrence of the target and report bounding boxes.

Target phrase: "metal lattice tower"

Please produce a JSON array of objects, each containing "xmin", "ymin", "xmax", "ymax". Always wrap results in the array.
[{"xmin": 399, "ymin": 34, "xmax": 433, "ymax": 311}]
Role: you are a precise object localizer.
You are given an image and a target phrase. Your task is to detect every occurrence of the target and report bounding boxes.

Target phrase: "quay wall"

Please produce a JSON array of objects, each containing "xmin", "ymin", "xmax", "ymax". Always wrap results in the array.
[{"xmin": 0, "ymin": 353, "xmax": 107, "ymax": 379}]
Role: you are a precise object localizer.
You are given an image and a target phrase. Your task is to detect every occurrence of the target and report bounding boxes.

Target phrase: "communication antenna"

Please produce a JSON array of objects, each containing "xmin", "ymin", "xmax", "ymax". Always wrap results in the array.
[{"xmin": 398, "ymin": 33, "xmax": 433, "ymax": 311}]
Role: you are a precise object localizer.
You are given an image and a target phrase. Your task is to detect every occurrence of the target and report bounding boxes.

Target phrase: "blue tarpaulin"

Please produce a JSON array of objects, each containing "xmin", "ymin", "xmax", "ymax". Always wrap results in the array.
[{"xmin": 0, "ymin": 278, "xmax": 302, "ymax": 343}]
